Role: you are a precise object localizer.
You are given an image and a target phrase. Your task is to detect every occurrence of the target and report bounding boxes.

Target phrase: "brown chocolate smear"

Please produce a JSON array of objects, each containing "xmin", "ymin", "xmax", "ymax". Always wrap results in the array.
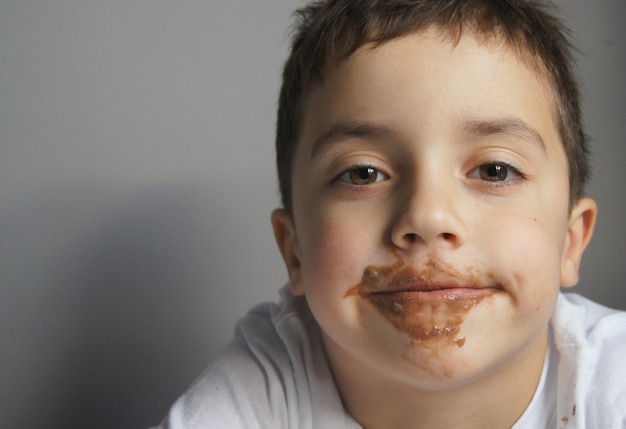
[{"xmin": 345, "ymin": 253, "xmax": 495, "ymax": 348}]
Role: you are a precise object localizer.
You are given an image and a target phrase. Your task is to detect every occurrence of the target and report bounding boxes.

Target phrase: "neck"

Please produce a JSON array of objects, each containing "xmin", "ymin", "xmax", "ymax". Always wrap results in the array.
[{"xmin": 324, "ymin": 331, "xmax": 548, "ymax": 429}]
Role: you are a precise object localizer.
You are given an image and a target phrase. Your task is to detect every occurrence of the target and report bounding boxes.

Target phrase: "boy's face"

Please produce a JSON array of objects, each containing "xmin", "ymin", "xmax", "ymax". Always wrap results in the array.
[{"xmin": 273, "ymin": 30, "xmax": 595, "ymax": 386}]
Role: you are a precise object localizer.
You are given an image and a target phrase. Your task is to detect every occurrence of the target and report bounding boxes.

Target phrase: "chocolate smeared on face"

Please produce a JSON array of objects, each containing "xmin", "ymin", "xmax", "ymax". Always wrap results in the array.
[{"xmin": 345, "ymin": 253, "xmax": 496, "ymax": 349}]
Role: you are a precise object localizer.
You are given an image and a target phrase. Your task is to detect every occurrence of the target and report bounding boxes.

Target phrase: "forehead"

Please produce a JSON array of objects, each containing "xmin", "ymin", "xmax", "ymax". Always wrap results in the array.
[
  {"xmin": 308, "ymin": 23, "xmax": 554, "ymax": 95},
  {"xmin": 299, "ymin": 29, "xmax": 561, "ymax": 157}
]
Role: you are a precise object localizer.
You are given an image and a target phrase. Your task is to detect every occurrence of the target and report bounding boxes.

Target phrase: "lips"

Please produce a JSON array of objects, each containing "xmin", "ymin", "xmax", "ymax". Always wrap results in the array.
[
  {"xmin": 370, "ymin": 287, "xmax": 493, "ymax": 302},
  {"xmin": 359, "ymin": 260, "xmax": 494, "ymax": 296}
]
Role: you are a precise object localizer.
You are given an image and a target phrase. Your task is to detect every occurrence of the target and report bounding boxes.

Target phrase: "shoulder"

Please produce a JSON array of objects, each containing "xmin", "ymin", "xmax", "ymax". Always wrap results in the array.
[
  {"xmin": 551, "ymin": 293, "xmax": 626, "ymax": 427},
  {"xmin": 155, "ymin": 287, "xmax": 347, "ymax": 429},
  {"xmin": 553, "ymin": 292, "xmax": 626, "ymax": 345},
  {"xmin": 158, "ymin": 339, "xmax": 286, "ymax": 429}
]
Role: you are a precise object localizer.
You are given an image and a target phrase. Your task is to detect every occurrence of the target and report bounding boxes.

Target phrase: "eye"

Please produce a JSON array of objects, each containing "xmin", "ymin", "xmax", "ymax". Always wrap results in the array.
[
  {"xmin": 336, "ymin": 165, "xmax": 389, "ymax": 186},
  {"xmin": 470, "ymin": 162, "xmax": 525, "ymax": 184}
]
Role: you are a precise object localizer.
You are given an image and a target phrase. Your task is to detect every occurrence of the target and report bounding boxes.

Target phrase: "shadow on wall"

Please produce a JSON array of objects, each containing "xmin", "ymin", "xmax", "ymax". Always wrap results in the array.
[
  {"xmin": 2, "ymin": 182, "xmax": 278, "ymax": 429},
  {"xmin": 57, "ymin": 188, "xmax": 214, "ymax": 428}
]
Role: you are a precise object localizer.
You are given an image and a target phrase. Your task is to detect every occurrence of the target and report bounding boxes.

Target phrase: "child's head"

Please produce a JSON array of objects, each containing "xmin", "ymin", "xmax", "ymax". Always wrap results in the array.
[
  {"xmin": 276, "ymin": 0, "xmax": 590, "ymax": 212},
  {"xmin": 270, "ymin": 0, "xmax": 598, "ymax": 418}
]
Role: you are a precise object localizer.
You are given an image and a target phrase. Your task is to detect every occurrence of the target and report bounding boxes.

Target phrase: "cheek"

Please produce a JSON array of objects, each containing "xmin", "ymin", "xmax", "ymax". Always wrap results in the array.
[
  {"xmin": 300, "ymin": 215, "xmax": 364, "ymax": 288},
  {"xmin": 296, "ymin": 206, "xmax": 387, "ymax": 320},
  {"xmin": 490, "ymin": 215, "xmax": 565, "ymax": 312},
  {"xmin": 295, "ymin": 217, "xmax": 366, "ymax": 333}
]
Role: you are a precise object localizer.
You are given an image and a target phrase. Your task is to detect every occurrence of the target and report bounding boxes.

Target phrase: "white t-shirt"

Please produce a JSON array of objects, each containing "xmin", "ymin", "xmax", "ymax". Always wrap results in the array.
[{"xmin": 154, "ymin": 289, "xmax": 626, "ymax": 429}]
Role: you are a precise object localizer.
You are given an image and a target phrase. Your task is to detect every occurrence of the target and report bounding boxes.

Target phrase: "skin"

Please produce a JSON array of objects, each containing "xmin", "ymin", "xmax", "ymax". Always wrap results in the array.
[{"xmin": 272, "ymin": 28, "xmax": 596, "ymax": 429}]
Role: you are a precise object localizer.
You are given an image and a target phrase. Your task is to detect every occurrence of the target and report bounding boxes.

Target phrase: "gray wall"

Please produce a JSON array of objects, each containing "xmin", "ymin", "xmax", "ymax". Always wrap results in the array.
[{"xmin": 1, "ymin": 1, "xmax": 623, "ymax": 428}]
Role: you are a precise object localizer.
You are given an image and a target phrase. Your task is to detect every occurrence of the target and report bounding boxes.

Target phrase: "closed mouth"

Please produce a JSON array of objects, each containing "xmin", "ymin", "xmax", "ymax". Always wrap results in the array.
[
  {"xmin": 354, "ymin": 253, "xmax": 503, "ymax": 299},
  {"xmin": 367, "ymin": 286, "xmax": 498, "ymax": 302}
]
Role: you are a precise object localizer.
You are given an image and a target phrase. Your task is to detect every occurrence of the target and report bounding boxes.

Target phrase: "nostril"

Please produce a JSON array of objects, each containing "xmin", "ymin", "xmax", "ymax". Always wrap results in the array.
[{"xmin": 442, "ymin": 232, "xmax": 454, "ymax": 240}]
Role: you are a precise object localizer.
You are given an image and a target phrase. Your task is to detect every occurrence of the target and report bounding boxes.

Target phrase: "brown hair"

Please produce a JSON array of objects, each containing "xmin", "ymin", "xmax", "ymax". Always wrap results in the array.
[{"xmin": 276, "ymin": 0, "xmax": 590, "ymax": 211}]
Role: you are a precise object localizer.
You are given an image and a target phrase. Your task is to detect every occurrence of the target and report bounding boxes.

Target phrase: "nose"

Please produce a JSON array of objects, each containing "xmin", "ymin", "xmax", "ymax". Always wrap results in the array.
[{"xmin": 390, "ymin": 179, "xmax": 467, "ymax": 251}]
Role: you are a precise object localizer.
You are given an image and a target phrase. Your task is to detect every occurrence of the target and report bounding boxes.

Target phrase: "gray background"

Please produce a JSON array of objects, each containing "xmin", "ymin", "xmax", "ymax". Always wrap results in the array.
[{"xmin": 1, "ymin": 1, "xmax": 624, "ymax": 428}]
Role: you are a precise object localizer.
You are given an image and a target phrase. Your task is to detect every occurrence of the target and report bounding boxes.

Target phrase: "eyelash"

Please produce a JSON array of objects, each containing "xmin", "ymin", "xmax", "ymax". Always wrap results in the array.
[
  {"xmin": 469, "ymin": 160, "xmax": 526, "ymax": 186},
  {"xmin": 333, "ymin": 164, "xmax": 389, "ymax": 187}
]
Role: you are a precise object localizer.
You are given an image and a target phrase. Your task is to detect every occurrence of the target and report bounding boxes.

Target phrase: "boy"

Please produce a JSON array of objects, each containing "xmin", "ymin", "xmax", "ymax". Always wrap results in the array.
[{"xmin": 155, "ymin": 1, "xmax": 626, "ymax": 427}]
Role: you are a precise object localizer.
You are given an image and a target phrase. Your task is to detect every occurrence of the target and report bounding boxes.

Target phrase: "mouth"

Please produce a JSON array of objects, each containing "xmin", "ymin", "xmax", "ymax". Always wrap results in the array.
[
  {"xmin": 368, "ymin": 286, "xmax": 498, "ymax": 302},
  {"xmin": 345, "ymin": 255, "xmax": 504, "ymax": 347},
  {"xmin": 344, "ymin": 254, "xmax": 501, "ymax": 345},
  {"xmin": 357, "ymin": 260, "xmax": 501, "ymax": 299}
]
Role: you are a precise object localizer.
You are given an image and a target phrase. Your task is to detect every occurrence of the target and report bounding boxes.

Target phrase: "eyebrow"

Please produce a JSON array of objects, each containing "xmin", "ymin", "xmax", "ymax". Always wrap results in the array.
[
  {"xmin": 460, "ymin": 117, "xmax": 547, "ymax": 154},
  {"xmin": 310, "ymin": 116, "xmax": 547, "ymax": 159},
  {"xmin": 310, "ymin": 120, "xmax": 396, "ymax": 159}
]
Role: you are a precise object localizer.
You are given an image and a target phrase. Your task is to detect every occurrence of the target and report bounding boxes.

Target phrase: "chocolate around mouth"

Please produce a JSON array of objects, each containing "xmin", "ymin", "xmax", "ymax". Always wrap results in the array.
[{"xmin": 345, "ymin": 253, "xmax": 497, "ymax": 347}]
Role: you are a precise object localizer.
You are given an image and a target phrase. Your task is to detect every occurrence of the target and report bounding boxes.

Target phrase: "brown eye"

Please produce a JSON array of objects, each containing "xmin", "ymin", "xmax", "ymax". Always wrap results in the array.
[
  {"xmin": 337, "ymin": 166, "xmax": 388, "ymax": 185},
  {"xmin": 350, "ymin": 167, "xmax": 378, "ymax": 185},
  {"xmin": 468, "ymin": 161, "xmax": 526, "ymax": 188},
  {"xmin": 479, "ymin": 164, "xmax": 509, "ymax": 182}
]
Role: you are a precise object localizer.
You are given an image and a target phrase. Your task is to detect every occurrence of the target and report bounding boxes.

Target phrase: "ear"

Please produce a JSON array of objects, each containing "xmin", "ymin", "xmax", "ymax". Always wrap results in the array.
[
  {"xmin": 560, "ymin": 198, "xmax": 597, "ymax": 287},
  {"xmin": 271, "ymin": 208, "xmax": 304, "ymax": 296}
]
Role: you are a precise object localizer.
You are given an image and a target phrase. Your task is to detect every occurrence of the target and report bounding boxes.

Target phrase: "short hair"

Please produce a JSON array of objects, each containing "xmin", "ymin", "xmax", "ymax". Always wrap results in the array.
[{"xmin": 276, "ymin": 0, "xmax": 590, "ymax": 211}]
